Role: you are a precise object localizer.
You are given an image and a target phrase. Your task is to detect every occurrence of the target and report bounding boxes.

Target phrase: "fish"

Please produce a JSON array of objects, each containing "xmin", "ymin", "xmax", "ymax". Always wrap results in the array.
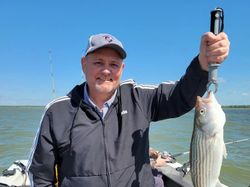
[{"xmin": 190, "ymin": 91, "xmax": 228, "ymax": 187}]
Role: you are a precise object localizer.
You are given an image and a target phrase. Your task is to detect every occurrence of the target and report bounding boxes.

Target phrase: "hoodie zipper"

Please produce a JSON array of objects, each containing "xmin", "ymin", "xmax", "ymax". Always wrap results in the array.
[
  {"xmin": 102, "ymin": 120, "xmax": 112, "ymax": 187},
  {"xmin": 97, "ymin": 90, "xmax": 121, "ymax": 187}
]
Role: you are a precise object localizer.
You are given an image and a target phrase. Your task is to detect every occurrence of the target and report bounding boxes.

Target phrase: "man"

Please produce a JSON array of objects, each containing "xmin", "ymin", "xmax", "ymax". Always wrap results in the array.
[{"xmin": 28, "ymin": 32, "xmax": 230, "ymax": 187}]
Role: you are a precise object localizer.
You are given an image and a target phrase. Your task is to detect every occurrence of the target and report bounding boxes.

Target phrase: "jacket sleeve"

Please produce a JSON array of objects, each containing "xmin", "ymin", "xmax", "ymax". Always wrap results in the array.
[
  {"xmin": 28, "ymin": 109, "xmax": 57, "ymax": 187},
  {"xmin": 160, "ymin": 56, "xmax": 208, "ymax": 118},
  {"xmin": 134, "ymin": 56, "xmax": 208, "ymax": 121}
]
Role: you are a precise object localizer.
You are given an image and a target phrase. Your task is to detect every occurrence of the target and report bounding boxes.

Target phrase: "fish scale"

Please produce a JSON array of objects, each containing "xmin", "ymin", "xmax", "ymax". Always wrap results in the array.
[{"xmin": 192, "ymin": 130, "xmax": 221, "ymax": 186}]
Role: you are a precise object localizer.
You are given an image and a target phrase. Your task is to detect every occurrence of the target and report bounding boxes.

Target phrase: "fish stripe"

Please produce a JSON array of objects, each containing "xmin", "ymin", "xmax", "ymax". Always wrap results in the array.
[
  {"xmin": 191, "ymin": 129, "xmax": 224, "ymax": 187},
  {"xmin": 191, "ymin": 129, "xmax": 210, "ymax": 187}
]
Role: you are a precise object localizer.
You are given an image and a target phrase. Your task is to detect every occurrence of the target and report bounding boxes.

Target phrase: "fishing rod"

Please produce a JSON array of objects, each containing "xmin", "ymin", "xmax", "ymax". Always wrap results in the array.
[
  {"xmin": 206, "ymin": 7, "xmax": 224, "ymax": 93},
  {"xmin": 225, "ymin": 138, "xmax": 250, "ymax": 145},
  {"xmin": 166, "ymin": 138, "xmax": 250, "ymax": 177},
  {"xmin": 169, "ymin": 138, "xmax": 249, "ymax": 158}
]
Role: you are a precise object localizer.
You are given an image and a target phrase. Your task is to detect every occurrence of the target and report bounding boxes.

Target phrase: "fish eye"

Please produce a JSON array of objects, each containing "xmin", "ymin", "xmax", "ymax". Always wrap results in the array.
[{"xmin": 199, "ymin": 108, "xmax": 206, "ymax": 115}]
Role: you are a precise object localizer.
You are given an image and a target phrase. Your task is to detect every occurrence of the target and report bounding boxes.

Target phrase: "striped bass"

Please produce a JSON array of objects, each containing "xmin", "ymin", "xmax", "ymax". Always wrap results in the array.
[{"xmin": 190, "ymin": 91, "xmax": 227, "ymax": 187}]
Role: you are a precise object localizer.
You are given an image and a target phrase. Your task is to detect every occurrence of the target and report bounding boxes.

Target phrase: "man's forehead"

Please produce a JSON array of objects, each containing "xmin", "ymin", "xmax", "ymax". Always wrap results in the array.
[
  {"xmin": 86, "ymin": 56, "xmax": 123, "ymax": 64},
  {"xmin": 86, "ymin": 49, "xmax": 123, "ymax": 61},
  {"xmin": 86, "ymin": 47, "xmax": 123, "ymax": 59}
]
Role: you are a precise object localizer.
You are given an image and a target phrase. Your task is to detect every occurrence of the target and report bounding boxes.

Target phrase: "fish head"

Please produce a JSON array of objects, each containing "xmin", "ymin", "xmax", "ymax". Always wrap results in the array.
[{"xmin": 194, "ymin": 91, "xmax": 226, "ymax": 136}]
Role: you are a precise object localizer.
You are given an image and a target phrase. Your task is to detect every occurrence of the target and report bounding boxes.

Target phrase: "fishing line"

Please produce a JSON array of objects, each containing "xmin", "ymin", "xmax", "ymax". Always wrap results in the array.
[{"xmin": 169, "ymin": 138, "xmax": 250, "ymax": 158}]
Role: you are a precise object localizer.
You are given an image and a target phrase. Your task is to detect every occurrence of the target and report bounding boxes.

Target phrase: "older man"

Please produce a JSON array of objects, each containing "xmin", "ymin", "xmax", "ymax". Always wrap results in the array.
[{"xmin": 28, "ymin": 32, "xmax": 230, "ymax": 187}]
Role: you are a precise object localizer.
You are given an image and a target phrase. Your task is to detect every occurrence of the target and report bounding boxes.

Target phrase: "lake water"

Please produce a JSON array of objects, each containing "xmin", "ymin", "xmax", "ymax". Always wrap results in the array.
[{"xmin": 0, "ymin": 106, "xmax": 249, "ymax": 187}]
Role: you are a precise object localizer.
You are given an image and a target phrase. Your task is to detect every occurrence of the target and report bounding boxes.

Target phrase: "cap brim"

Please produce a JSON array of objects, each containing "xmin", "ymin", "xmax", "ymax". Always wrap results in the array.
[{"xmin": 86, "ymin": 43, "xmax": 126, "ymax": 59}]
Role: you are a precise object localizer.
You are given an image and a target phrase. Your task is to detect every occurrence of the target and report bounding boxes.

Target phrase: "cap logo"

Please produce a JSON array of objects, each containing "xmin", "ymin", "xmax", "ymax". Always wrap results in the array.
[{"xmin": 103, "ymin": 35, "xmax": 113, "ymax": 43}]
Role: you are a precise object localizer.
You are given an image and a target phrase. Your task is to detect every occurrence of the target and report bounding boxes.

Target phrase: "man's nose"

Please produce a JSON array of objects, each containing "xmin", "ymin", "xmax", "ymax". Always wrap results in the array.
[{"xmin": 101, "ymin": 66, "xmax": 111, "ymax": 74}]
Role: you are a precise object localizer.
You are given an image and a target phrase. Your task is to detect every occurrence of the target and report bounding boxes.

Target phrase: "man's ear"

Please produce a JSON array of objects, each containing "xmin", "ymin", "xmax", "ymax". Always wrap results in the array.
[
  {"xmin": 81, "ymin": 57, "xmax": 86, "ymax": 73},
  {"xmin": 122, "ymin": 62, "xmax": 125, "ymax": 70}
]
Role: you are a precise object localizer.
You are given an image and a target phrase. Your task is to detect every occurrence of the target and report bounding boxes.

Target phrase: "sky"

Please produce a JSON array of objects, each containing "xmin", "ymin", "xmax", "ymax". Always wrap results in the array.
[{"xmin": 0, "ymin": 0, "xmax": 249, "ymax": 106}]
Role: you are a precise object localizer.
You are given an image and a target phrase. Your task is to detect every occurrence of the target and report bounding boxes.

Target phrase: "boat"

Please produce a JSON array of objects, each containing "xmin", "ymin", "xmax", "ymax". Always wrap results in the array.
[
  {"xmin": 160, "ymin": 161, "xmax": 193, "ymax": 187},
  {"xmin": 0, "ymin": 158, "xmax": 193, "ymax": 187},
  {"xmin": 0, "ymin": 160, "xmax": 30, "ymax": 187}
]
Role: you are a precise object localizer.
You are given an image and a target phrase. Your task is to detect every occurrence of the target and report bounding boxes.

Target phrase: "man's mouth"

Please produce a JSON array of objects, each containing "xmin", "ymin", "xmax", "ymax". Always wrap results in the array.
[{"xmin": 97, "ymin": 77, "xmax": 113, "ymax": 82}]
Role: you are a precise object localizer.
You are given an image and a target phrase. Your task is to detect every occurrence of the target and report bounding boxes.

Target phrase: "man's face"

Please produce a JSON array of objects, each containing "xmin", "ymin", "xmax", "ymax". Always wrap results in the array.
[{"xmin": 82, "ymin": 48, "xmax": 124, "ymax": 98}]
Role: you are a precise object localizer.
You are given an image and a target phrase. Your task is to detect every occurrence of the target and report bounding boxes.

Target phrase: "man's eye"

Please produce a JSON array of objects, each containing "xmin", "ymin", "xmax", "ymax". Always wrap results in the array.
[
  {"xmin": 111, "ymin": 63, "xmax": 119, "ymax": 68},
  {"xmin": 94, "ymin": 61, "xmax": 102, "ymax": 65}
]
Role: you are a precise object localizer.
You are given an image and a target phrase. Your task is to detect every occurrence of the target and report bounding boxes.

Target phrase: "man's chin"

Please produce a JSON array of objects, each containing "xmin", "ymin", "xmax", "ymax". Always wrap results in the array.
[{"xmin": 95, "ymin": 85, "xmax": 114, "ymax": 94}]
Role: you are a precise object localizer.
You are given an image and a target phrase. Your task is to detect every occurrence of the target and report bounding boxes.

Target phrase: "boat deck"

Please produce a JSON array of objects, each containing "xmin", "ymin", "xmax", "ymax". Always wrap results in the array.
[{"xmin": 158, "ymin": 162, "xmax": 193, "ymax": 187}]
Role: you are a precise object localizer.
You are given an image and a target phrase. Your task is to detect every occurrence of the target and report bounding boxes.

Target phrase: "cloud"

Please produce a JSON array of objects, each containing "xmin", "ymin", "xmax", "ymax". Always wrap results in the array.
[{"xmin": 241, "ymin": 92, "xmax": 249, "ymax": 96}]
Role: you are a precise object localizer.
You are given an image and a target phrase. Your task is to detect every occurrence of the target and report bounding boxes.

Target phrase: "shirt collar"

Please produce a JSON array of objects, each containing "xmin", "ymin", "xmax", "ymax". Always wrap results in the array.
[{"xmin": 83, "ymin": 83, "xmax": 117, "ymax": 109}]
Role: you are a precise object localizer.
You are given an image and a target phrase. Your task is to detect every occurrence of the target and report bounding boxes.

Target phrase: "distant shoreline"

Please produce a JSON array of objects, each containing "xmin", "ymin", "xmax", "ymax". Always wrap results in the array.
[
  {"xmin": 0, "ymin": 105, "xmax": 45, "ymax": 107},
  {"xmin": 222, "ymin": 105, "xmax": 250, "ymax": 109},
  {"xmin": 1, "ymin": 105, "xmax": 250, "ymax": 109}
]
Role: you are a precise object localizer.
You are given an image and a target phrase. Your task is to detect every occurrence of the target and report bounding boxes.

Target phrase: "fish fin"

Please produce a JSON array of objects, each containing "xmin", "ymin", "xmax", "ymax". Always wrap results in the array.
[
  {"xmin": 223, "ymin": 143, "xmax": 227, "ymax": 159},
  {"xmin": 216, "ymin": 180, "xmax": 228, "ymax": 187}
]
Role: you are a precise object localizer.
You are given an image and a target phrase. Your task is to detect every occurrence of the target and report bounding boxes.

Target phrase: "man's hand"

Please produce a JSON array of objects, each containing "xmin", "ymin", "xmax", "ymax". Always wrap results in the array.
[{"xmin": 198, "ymin": 32, "xmax": 230, "ymax": 71}]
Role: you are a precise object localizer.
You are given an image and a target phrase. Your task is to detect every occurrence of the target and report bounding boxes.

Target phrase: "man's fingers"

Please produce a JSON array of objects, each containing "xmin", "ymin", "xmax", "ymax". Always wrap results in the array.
[
  {"xmin": 207, "ymin": 52, "xmax": 228, "ymax": 63},
  {"xmin": 206, "ymin": 46, "xmax": 229, "ymax": 56},
  {"xmin": 204, "ymin": 32, "xmax": 229, "ymax": 45}
]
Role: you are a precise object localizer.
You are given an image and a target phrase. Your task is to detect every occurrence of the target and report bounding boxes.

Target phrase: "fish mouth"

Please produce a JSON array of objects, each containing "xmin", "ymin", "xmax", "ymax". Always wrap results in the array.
[
  {"xmin": 195, "ymin": 91, "xmax": 213, "ymax": 108},
  {"xmin": 207, "ymin": 91, "xmax": 214, "ymax": 98}
]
